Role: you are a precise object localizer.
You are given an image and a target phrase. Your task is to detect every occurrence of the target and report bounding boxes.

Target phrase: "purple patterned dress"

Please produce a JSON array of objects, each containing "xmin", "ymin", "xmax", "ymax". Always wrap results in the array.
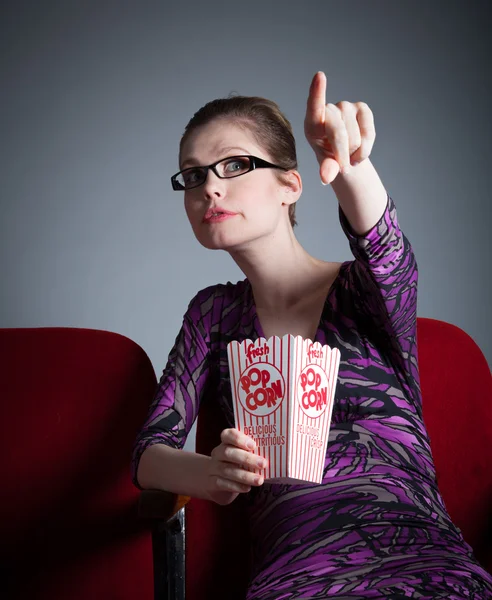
[{"xmin": 132, "ymin": 195, "xmax": 492, "ymax": 598}]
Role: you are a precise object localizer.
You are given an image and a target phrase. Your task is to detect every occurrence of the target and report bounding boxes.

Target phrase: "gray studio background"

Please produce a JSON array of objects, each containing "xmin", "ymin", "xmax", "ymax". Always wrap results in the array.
[{"xmin": 1, "ymin": 1, "xmax": 490, "ymax": 452}]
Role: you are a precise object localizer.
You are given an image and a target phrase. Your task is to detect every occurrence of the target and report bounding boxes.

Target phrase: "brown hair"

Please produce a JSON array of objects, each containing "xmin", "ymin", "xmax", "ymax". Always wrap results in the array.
[{"xmin": 178, "ymin": 95, "xmax": 299, "ymax": 227}]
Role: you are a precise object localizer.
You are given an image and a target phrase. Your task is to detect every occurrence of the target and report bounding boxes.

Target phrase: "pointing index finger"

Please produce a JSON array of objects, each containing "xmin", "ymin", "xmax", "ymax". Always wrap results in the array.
[{"xmin": 305, "ymin": 71, "xmax": 326, "ymax": 129}]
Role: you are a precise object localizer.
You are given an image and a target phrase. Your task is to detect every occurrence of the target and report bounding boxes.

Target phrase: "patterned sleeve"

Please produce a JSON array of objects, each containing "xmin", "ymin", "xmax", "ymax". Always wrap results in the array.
[
  {"xmin": 338, "ymin": 193, "xmax": 419, "ymax": 383},
  {"xmin": 131, "ymin": 291, "xmax": 212, "ymax": 489}
]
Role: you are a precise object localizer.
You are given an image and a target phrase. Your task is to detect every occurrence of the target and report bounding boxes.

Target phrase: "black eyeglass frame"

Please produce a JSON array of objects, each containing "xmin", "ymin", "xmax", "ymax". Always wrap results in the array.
[{"xmin": 170, "ymin": 155, "xmax": 289, "ymax": 191}]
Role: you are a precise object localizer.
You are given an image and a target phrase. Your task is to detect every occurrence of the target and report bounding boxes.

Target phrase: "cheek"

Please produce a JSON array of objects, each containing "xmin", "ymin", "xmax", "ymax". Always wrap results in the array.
[
  {"xmin": 247, "ymin": 186, "xmax": 280, "ymax": 215},
  {"xmin": 184, "ymin": 198, "xmax": 198, "ymax": 222}
]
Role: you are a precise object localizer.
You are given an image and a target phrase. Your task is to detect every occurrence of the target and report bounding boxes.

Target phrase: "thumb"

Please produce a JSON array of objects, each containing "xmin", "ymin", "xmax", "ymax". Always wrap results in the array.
[{"xmin": 320, "ymin": 158, "xmax": 339, "ymax": 185}]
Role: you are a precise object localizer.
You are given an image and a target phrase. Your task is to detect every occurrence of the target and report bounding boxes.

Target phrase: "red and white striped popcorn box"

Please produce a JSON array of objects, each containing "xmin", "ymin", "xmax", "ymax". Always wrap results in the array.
[{"xmin": 227, "ymin": 335, "xmax": 340, "ymax": 484}]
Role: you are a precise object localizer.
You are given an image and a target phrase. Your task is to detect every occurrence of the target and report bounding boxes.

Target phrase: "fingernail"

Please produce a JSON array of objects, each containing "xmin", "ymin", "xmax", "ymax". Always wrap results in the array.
[
  {"xmin": 321, "ymin": 180, "xmax": 328, "ymax": 186},
  {"xmin": 257, "ymin": 458, "xmax": 265, "ymax": 468},
  {"xmin": 247, "ymin": 441, "xmax": 256, "ymax": 451}
]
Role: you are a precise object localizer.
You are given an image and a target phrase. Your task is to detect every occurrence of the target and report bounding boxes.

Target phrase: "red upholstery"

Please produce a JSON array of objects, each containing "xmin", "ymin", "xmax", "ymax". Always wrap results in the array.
[
  {"xmin": 417, "ymin": 318, "xmax": 492, "ymax": 566},
  {"xmin": 0, "ymin": 327, "xmax": 157, "ymax": 600},
  {"xmin": 185, "ymin": 317, "xmax": 492, "ymax": 599}
]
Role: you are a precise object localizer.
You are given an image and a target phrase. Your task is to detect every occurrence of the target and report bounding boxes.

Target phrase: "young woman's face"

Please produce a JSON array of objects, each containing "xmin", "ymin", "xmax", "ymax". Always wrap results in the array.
[{"xmin": 180, "ymin": 120, "xmax": 296, "ymax": 251}]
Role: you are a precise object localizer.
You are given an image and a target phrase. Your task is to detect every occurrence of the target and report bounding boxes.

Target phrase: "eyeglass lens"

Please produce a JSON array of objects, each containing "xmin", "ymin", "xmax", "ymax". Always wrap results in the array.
[{"xmin": 177, "ymin": 156, "xmax": 252, "ymax": 189}]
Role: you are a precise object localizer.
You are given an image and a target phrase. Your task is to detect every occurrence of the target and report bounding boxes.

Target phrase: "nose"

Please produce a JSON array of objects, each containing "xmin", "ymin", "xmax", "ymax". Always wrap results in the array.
[{"xmin": 201, "ymin": 168, "xmax": 226, "ymax": 199}]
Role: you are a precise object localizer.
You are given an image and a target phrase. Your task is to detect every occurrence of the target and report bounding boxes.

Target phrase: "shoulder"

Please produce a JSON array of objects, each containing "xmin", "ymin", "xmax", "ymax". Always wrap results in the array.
[
  {"xmin": 319, "ymin": 260, "xmax": 352, "ymax": 290},
  {"xmin": 184, "ymin": 279, "xmax": 249, "ymax": 327}
]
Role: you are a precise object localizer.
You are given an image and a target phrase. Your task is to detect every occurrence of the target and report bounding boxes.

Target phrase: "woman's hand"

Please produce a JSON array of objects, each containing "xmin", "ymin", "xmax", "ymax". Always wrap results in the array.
[
  {"xmin": 304, "ymin": 71, "xmax": 376, "ymax": 185},
  {"xmin": 205, "ymin": 428, "xmax": 268, "ymax": 506}
]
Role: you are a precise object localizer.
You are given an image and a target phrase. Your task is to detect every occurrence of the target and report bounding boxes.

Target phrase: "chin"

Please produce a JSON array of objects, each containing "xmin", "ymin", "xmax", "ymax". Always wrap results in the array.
[
  {"xmin": 194, "ymin": 227, "xmax": 266, "ymax": 252},
  {"xmin": 196, "ymin": 235, "xmax": 244, "ymax": 252},
  {"xmin": 197, "ymin": 237, "xmax": 228, "ymax": 251}
]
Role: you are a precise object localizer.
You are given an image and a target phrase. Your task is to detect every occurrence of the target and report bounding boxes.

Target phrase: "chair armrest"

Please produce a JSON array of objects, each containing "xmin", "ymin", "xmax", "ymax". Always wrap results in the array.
[
  {"xmin": 138, "ymin": 491, "xmax": 189, "ymax": 600},
  {"xmin": 138, "ymin": 489, "xmax": 190, "ymax": 521}
]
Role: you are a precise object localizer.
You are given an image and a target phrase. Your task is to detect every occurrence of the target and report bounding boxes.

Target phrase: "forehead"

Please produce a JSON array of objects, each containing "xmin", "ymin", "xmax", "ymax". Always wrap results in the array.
[{"xmin": 180, "ymin": 121, "xmax": 263, "ymax": 168}]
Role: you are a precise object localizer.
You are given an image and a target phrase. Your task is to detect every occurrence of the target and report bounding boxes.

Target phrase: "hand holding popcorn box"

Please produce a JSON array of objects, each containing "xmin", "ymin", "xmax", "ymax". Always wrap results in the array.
[{"xmin": 227, "ymin": 335, "xmax": 340, "ymax": 484}]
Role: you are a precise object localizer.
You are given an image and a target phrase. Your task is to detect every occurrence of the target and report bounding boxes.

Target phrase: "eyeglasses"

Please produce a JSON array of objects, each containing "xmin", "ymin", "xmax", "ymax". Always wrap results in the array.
[{"xmin": 171, "ymin": 155, "xmax": 288, "ymax": 191}]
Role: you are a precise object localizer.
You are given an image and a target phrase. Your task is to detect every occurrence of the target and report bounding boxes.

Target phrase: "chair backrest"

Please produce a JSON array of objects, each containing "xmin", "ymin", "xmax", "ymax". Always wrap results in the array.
[
  {"xmin": 187, "ymin": 317, "xmax": 492, "ymax": 598},
  {"xmin": 0, "ymin": 327, "xmax": 157, "ymax": 600},
  {"xmin": 416, "ymin": 317, "xmax": 492, "ymax": 567}
]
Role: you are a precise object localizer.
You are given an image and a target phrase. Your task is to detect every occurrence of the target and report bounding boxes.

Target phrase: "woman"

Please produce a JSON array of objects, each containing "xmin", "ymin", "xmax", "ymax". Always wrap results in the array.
[{"xmin": 132, "ymin": 72, "xmax": 492, "ymax": 598}]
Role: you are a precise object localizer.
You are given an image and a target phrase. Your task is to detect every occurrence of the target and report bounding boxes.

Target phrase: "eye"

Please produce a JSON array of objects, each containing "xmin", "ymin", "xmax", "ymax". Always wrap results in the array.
[
  {"xmin": 223, "ymin": 157, "xmax": 250, "ymax": 174},
  {"xmin": 183, "ymin": 168, "xmax": 203, "ymax": 184}
]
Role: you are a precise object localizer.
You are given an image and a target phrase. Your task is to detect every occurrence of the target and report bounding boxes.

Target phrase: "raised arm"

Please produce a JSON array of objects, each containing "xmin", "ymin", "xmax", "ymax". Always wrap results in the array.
[
  {"xmin": 340, "ymin": 194, "xmax": 418, "ymax": 382},
  {"xmin": 304, "ymin": 71, "xmax": 417, "ymax": 382}
]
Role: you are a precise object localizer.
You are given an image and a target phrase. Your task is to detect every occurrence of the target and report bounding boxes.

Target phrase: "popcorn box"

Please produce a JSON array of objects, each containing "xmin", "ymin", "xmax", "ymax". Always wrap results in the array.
[{"xmin": 227, "ymin": 335, "xmax": 340, "ymax": 484}]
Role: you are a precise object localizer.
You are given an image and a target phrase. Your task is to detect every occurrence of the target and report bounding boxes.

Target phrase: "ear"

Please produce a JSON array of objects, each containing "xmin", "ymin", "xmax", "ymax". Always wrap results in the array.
[{"xmin": 280, "ymin": 170, "xmax": 302, "ymax": 206}]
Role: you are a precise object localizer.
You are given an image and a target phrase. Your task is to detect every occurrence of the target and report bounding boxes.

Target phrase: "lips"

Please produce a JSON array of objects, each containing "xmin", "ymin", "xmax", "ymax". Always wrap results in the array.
[{"xmin": 202, "ymin": 207, "xmax": 238, "ymax": 224}]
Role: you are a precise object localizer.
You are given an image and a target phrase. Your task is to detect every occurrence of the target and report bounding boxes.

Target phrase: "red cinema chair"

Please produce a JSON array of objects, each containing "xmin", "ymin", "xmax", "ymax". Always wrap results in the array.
[{"xmin": 0, "ymin": 327, "xmax": 159, "ymax": 600}]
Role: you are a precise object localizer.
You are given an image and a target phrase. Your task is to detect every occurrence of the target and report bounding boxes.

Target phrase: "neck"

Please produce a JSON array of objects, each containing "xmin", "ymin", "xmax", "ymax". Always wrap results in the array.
[{"xmin": 228, "ymin": 223, "xmax": 325, "ymax": 312}]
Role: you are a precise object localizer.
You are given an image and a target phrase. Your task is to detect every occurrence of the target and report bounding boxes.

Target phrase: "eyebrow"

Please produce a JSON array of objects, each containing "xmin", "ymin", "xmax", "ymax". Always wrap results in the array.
[{"xmin": 180, "ymin": 146, "xmax": 251, "ymax": 169}]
